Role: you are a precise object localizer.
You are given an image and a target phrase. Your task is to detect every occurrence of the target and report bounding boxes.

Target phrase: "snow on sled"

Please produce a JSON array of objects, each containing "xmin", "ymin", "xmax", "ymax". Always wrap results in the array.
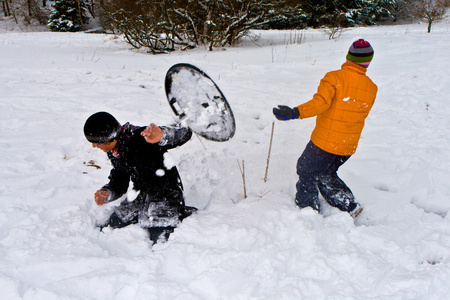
[{"xmin": 165, "ymin": 63, "xmax": 236, "ymax": 142}]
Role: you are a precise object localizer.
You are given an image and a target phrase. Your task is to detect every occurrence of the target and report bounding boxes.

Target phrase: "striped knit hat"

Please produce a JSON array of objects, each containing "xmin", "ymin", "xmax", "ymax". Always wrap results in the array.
[{"xmin": 346, "ymin": 39, "xmax": 374, "ymax": 68}]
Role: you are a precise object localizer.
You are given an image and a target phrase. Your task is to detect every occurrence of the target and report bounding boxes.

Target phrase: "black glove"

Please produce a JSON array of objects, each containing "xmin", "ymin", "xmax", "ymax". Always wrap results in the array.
[{"xmin": 273, "ymin": 105, "xmax": 300, "ymax": 121}]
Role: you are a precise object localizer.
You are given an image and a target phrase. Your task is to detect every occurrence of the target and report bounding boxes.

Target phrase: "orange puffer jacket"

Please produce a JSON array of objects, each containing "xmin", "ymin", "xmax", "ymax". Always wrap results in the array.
[{"xmin": 298, "ymin": 62, "xmax": 377, "ymax": 156}]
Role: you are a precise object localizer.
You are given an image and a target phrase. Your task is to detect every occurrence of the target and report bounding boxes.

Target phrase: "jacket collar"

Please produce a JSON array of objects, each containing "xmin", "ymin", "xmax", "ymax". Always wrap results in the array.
[
  {"xmin": 342, "ymin": 62, "xmax": 368, "ymax": 75},
  {"xmin": 108, "ymin": 125, "xmax": 125, "ymax": 158}
]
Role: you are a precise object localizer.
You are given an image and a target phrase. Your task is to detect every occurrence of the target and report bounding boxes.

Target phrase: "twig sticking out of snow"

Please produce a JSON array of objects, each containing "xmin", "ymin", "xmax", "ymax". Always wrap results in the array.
[
  {"xmin": 193, "ymin": 131, "xmax": 207, "ymax": 150},
  {"xmin": 264, "ymin": 121, "xmax": 275, "ymax": 182},
  {"xmin": 237, "ymin": 159, "xmax": 247, "ymax": 199}
]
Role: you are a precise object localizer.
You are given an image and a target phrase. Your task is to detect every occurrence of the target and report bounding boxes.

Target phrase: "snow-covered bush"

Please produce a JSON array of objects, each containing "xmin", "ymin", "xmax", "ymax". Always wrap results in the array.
[{"xmin": 100, "ymin": 0, "xmax": 269, "ymax": 53}]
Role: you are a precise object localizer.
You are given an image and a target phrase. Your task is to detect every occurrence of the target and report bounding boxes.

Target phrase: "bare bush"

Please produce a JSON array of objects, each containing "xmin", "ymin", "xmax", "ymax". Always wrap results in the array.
[
  {"xmin": 100, "ymin": 0, "xmax": 270, "ymax": 53},
  {"xmin": 322, "ymin": 11, "xmax": 348, "ymax": 40},
  {"xmin": 409, "ymin": 0, "xmax": 449, "ymax": 32},
  {"xmin": 22, "ymin": 0, "xmax": 48, "ymax": 25}
]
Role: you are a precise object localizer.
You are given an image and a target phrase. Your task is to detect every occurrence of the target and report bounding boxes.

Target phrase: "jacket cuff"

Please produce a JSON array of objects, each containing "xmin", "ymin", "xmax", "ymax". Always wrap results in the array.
[
  {"xmin": 158, "ymin": 127, "xmax": 170, "ymax": 146},
  {"xmin": 100, "ymin": 188, "xmax": 116, "ymax": 203},
  {"xmin": 294, "ymin": 106, "xmax": 300, "ymax": 119}
]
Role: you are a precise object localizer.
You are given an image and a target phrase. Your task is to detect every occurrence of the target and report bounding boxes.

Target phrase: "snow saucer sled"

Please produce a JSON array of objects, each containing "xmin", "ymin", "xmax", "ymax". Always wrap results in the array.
[{"xmin": 165, "ymin": 63, "xmax": 236, "ymax": 142}]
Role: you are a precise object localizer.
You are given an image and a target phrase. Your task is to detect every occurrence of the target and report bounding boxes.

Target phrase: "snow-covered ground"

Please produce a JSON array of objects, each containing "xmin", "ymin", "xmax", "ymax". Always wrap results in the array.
[{"xmin": 1, "ymin": 15, "xmax": 450, "ymax": 299}]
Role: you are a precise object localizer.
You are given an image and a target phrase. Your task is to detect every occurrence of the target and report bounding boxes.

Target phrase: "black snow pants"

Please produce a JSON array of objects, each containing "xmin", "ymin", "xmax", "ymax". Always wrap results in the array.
[
  {"xmin": 101, "ymin": 189, "xmax": 195, "ymax": 244},
  {"xmin": 295, "ymin": 141, "xmax": 358, "ymax": 213}
]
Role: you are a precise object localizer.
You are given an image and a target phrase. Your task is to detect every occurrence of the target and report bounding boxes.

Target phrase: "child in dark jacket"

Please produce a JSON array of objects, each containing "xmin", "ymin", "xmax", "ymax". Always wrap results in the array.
[
  {"xmin": 84, "ymin": 111, "xmax": 196, "ymax": 244},
  {"xmin": 273, "ymin": 39, "xmax": 378, "ymax": 217}
]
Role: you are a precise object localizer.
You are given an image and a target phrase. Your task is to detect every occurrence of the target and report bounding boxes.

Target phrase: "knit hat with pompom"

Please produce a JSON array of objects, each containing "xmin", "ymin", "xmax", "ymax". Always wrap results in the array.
[{"xmin": 346, "ymin": 39, "xmax": 374, "ymax": 68}]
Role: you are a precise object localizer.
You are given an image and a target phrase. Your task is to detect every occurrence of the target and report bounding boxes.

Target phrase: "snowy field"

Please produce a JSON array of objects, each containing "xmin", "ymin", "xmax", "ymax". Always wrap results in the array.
[{"xmin": 1, "ymin": 16, "xmax": 450, "ymax": 299}]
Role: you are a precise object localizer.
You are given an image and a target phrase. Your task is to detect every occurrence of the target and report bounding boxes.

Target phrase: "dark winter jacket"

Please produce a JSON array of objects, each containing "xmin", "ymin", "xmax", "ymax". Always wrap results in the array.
[{"xmin": 102, "ymin": 123, "xmax": 192, "ymax": 202}]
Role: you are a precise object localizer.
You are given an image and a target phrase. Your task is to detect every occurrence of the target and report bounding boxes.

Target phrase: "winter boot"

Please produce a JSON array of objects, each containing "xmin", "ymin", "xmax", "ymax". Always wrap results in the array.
[
  {"xmin": 148, "ymin": 227, "xmax": 175, "ymax": 245},
  {"xmin": 180, "ymin": 206, "xmax": 198, "ymax": 220},
  {"xmin": 98, "ymin": 213, "xmax": 138, "ymax": 231}
]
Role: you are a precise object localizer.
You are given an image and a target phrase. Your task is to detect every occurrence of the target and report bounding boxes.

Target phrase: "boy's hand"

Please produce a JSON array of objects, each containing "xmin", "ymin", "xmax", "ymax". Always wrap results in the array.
[
  {"xmin": 141, "ymin": 123, "xmax": 163, "ymax": 144},
  {"xmin": 273, "ymin": 105, "xmax": 300, "ymax": 121},
  {"xmin": 94, "ymin": 190, "xmax": 109, "ymax": 206}
]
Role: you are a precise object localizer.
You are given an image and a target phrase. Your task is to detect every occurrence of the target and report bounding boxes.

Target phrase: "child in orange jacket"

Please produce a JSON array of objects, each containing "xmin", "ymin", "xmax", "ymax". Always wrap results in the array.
[{"xmin": 273, "ymin": 39, "xmax": 378, "ymax": 217}]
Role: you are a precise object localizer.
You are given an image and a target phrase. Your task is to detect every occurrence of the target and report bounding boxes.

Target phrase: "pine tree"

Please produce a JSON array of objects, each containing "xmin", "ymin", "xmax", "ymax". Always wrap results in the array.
[
  {"xmin": 348, "ymin": 0, "xmax": 396, "ymax": 25},
  {"xmin": 48, "ymin": 0, "xmax": 90, "ymax": 32}
]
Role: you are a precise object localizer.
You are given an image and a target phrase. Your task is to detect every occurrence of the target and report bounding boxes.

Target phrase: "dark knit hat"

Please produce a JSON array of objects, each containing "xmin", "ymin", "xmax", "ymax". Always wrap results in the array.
[
  {"xmin": 84, "ymin": 112, "xmax": 121, "ymax": 144},
  {"xmin": 346, "ymin": 39, "xmax": 374, "ymax": 68}
]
